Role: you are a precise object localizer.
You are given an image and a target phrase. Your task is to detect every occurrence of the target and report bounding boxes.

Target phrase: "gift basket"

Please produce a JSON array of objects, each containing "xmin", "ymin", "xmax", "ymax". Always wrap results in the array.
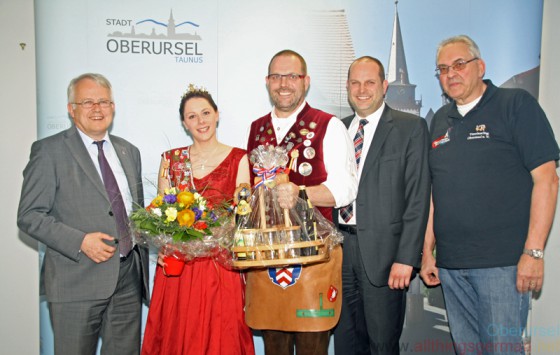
[{"xmin": 230, "ymin": 145, "xmax": 343, "ymax": 269}]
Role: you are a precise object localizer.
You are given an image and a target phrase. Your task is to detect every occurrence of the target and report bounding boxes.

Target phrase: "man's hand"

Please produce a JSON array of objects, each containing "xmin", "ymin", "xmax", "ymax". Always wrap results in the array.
[
  {"xmin": 420, "ymin": 252, "xmax": 441, "ymax": 286},
  {"xmin": 274, "ymin": 182, "xmax": 299, "ymax": 209},
  {"xmin": 517, "ymin": 254, "xmax": 544, "ymax": 293},
  {"xmin": 388, "ymin": 263, "xmax": 413, "ymax": 289},
  {"xmin": 80, "ymin": 232, "xmax": 116, "ymax": 263}
]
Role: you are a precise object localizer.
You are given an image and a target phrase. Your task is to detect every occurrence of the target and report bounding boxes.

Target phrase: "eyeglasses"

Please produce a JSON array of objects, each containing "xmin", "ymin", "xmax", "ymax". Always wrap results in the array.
[
  {"xmin": 72, "ymin": 99, "xmax": 113, "ymax": 109},
  {"xmin": 267, "ymin": 73, "xmax": 306, "ymax": 82},
  {"xmin": 435, "ymin": 58, "xmax": 479, "ymax": 75}
]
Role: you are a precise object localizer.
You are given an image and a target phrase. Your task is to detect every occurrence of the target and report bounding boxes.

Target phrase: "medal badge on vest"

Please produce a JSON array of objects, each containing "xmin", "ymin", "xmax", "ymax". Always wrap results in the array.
[
  {"xmin": 285, "ymin": 120, "xmax": 317, "ymax": 177},
  {"xmin": 253, "ymin": 117, "xmax": 321, "ymax": 179}
]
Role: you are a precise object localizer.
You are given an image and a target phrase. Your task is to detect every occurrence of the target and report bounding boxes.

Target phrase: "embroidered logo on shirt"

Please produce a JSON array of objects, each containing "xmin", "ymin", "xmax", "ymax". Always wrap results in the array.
[
  {"xmin": 467, "ymin": 124, "xmax": 490, "ymax": 140},
  {"xmin": 432, "ymin": 128, "xmax": 451, "ymax": 149}
]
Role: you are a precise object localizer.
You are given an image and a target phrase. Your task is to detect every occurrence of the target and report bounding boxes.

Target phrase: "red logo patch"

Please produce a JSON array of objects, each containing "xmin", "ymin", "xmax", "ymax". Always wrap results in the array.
[{"xmin": 328, "ymin": 285, "xmax": 338, "ymax": 302}]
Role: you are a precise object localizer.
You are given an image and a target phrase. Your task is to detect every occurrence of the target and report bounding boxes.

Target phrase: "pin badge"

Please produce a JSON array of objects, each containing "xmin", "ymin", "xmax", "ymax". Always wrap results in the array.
[
  {"xmin": 298, "ymin": 162, "xmax": 312, "ymax": 176},
  {"xmin": 303, "ymin": 147, "xmax": 315, "ymax": 159}
]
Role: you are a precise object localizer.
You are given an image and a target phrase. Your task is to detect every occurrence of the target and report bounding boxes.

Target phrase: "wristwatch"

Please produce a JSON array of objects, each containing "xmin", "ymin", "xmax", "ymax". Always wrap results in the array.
[{"xmin": 522, "ymin": 248, "xmax": 544, "ymax": 259}]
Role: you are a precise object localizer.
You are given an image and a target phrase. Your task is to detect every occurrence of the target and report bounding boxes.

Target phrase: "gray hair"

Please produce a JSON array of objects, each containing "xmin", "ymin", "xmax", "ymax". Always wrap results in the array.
[
  {"xmin": 67, "ymin": 73, "xmax": 113, "ymax": 104},
  {"xmin": 436, "ymin": 35, "xmax": 481, "ymax": 63}
]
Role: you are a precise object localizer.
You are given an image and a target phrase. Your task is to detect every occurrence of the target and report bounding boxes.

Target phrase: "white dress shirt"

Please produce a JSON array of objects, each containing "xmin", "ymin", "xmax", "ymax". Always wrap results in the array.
[
  {"xmin": 77, "ymin": 128, "xmax": 134, "ymax": 215},
  {"xmin": 269, "ymin": 101, "xmax": 358, "ymax": 208},
  {"xmin": 338, "ymin": 102, "xmax": 385, "ymax": 224}
]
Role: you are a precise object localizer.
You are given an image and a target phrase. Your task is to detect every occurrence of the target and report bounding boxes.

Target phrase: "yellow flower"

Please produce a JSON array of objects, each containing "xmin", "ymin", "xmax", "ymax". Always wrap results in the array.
[
  {"xmin": 177, "ymin": 209, "xmax": 195, "ymax": 227},
  {"xmin": 164, "ymin": 187, "xmax": 179, "ymax": 195},
  {"xmin": 151, "ymin": 195, "xmax": 163, "ymax": 207},
  {"xmin": 165, "ymin": 207, "xmax": 178, "ymax": 222},
  {"xmin": 177, "ymin": 191, "xmax": 195, "ymax": 208}
]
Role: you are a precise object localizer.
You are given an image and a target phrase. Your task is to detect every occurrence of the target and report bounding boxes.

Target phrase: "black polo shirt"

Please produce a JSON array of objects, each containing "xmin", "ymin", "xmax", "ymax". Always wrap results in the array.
[{"xmin": 429, "ymin": 80, "xmax": 559, "ymax": 269}]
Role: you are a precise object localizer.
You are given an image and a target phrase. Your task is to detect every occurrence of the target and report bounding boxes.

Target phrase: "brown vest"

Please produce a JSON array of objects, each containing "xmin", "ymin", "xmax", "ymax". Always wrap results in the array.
[{"xmin": 247, "ymin": 103, "xmax": 333, "ymax": 221}]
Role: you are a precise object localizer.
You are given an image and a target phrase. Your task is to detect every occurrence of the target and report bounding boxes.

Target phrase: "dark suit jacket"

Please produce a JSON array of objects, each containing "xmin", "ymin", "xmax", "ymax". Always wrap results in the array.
[
  {"xmin": 17, "ymin": 125, "xmax": 149, "ymax": 303},
  {"xmin": 335, "ymin": 105, "xmax": 430, "ymax": 286}
]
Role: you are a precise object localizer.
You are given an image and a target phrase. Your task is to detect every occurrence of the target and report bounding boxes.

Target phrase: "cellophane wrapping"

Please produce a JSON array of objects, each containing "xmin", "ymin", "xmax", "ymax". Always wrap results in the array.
[
  {"xmin": 130, "ymin": 187, "xmax": 234, "ymax": 265},
  {"xmin": 227, "ymin": 144, "xmax": 344, "ymax": 268}
]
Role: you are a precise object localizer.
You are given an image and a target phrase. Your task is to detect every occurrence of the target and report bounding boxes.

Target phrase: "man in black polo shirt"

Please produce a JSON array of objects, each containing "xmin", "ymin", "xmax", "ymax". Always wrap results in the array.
[{"xmin": 420, "ymin": 35, "xmax": 559, "ymax": 354}]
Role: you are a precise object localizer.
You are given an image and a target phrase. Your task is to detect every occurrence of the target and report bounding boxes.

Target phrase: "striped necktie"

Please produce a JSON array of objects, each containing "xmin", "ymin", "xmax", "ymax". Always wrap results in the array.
[{"xmin": 339, "ymin": 119, "xmax": 368, "ymax": 223}]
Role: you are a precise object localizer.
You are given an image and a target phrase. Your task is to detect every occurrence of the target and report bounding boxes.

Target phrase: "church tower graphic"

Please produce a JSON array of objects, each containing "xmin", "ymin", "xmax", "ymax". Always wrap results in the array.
[
  {"xmin": 167, "ymin": 10, "xmax": 176, "ymax": 37},
  {"xmin": 385, "ymin": 1, "xmax": 422, "ymax": 117}
]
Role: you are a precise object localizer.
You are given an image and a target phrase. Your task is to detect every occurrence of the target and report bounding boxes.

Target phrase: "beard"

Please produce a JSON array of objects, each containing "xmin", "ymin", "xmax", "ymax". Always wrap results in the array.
[{"xmin": 270, "ymin": 89, "xmax": 304, "ymax": 114}]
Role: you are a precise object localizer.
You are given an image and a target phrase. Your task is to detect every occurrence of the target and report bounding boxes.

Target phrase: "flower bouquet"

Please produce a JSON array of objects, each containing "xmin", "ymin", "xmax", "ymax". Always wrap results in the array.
[{"xmin": 130, "ymin": 187, "xmax": 233, "ymax": 275}]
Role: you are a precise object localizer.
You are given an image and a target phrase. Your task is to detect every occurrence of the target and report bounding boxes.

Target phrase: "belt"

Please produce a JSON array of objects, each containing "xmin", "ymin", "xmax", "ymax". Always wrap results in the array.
[
  {"xmin": 338, "ymin": 224, "xmax": 357, "ymax": 235},
  {"xmin": 120, "ymin": 245, "xmax": 138, "ymax": 263}
]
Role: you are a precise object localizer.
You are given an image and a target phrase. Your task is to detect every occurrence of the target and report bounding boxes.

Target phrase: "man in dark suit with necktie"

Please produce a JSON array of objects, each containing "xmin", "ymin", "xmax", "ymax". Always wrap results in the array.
[
  {"xmin": 17, "ymin": 73, "xmax": 149, "ymax": 355},
  {"xmin": 333, "ymin": 57, "xmax": 431, "ymax": 354}
]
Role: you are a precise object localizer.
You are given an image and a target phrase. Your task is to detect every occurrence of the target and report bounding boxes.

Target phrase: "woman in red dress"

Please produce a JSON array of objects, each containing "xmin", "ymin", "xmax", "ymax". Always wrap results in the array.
[{"xmin": 142, "ymin": 86, "xmax": 254, "ymax": 355}]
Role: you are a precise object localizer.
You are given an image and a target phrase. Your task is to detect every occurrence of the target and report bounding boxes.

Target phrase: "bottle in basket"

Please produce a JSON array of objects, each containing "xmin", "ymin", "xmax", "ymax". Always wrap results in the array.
[
  {"xmin": 297, "ymin": 186, "xmax": 318, "ymax": 256},
  {"xmin": 234, "ymin": 187, "xmax": 251, "ymax": 260}
]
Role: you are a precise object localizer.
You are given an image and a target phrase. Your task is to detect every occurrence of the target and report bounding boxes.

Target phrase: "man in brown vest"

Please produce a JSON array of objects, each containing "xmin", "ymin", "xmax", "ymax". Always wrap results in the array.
[{"xmin": 245, "ymin": 50, "xmax": 357, "ymax": 354}]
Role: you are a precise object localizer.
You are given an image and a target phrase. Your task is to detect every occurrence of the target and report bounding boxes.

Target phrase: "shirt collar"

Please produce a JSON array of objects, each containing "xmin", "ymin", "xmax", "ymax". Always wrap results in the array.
[
  {"xmin": 448, "ymin": 79, "xmax": 496, "ymax": 120},
  {"xmin": 271, "ymin": 100, "xmax": 307, "ymax": 121},
  {"xmin": 353, "ymin": 102, "xmax": 385, "ymax": 126},
  {"xmin": 76, "ymin": 127, "xmax": 110, "ymax": 147}
]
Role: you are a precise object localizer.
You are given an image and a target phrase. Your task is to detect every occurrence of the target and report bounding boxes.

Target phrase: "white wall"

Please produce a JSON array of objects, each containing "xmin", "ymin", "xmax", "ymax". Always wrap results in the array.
[
  {"xmin": 0, "ymin": 1, "xmax": 558, "ymax": 354},
  {"xmin": 0, "ymin": 0, "xmax": 39, "ymax": 354}
]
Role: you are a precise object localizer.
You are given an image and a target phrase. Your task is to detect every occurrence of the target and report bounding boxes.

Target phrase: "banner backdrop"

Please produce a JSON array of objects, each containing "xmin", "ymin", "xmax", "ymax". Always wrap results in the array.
[{"xmin": 35, "ymin": 0, "xmax": 543, "ymax": 353}]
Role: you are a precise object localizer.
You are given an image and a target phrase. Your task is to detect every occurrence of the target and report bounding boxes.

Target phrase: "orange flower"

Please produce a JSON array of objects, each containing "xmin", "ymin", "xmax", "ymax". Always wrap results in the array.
[
  {"xmin": 176, "ymin": 209, "xmax": 195, "ymax": 227},
  {"xmin": 177, "ymin": 191, "xmax": 195, "ymax": 207},
  {"xmin": 151, "ymin": 195, "xmax": 163, "ymax": 207}
]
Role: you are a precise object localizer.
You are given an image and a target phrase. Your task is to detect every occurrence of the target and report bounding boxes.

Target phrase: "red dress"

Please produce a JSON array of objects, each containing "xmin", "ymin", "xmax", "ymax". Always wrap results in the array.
[{"xmin": 142, "ymin": 147, "xmax": 254, "ymax": 355}]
